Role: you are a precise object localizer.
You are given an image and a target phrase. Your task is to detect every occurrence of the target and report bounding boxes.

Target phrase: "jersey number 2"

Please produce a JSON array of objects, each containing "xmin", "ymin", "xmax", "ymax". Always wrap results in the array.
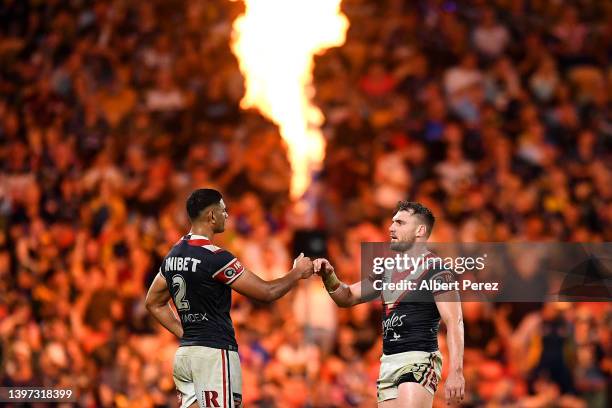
[{"xmin": 172, "ymin": 275, "xmax": 190, "ymax": 311}]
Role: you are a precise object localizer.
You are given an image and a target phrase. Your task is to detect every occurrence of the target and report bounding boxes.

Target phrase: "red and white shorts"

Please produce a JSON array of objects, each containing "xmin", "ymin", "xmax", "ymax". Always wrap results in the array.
[{"xmin": 173, "ymin": 346, "xmax": 242, "ymax": 408}]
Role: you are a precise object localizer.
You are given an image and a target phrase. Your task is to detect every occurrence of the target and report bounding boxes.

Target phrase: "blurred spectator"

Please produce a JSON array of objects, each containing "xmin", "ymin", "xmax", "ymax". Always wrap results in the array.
[{"xmin": 472, "ymin": 8, "xmax": 510, "ymax": 59}]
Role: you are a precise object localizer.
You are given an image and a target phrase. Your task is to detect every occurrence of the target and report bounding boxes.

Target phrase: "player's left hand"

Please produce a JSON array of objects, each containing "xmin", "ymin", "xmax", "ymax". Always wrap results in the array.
[
  {"xmin": 444, "ymin": 370, "xmax": 465, "ymax": 405},
  {"xmin": 313, "ymin": 258, "xmax": 334, "ymax": 276}
]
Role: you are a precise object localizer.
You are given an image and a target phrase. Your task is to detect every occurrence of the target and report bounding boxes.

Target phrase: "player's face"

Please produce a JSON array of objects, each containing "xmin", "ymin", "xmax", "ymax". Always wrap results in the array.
[
  {"xmin": 389, "ymin": 210, "xmax": 426, "ymax": 251},
  {"xmin": 212, "ymin": 199, "xmax": 229, "ymax": 233}
]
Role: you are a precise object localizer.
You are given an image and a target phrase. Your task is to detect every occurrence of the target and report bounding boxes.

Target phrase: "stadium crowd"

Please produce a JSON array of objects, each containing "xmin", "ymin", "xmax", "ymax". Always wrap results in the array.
[{"xmin": 0, "ymin": 0, "xmax": 610, "ymax": 406}]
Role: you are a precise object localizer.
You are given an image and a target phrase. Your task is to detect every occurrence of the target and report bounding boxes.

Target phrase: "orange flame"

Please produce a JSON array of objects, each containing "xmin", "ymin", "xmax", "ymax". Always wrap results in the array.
[{"xmin": 231, "ymin": 0, "xmax": 349, "ymax": 199}]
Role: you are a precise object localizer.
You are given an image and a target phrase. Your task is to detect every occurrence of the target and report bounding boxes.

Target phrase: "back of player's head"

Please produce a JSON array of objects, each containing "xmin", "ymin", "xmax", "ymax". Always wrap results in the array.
[
  {"xmin": 395, "ymin": 201, "xmax": 435, "ymax": 237},
  {"xmin": 186, "ymin": 188, "xmax": 222, "ymax": 221}
]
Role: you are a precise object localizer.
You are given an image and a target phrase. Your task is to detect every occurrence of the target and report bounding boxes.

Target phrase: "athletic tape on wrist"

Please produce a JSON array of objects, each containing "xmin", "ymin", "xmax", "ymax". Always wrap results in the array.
[{"xmin": 323, "ymin": 270, "xmax": 342, "ymax": 293}]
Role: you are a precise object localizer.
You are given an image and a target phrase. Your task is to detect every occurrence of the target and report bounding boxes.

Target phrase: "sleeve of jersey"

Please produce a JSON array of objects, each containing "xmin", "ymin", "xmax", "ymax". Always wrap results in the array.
[
  {"xmin": 210, "ymin": 251, "xmax": 245, "ymax": 285},
  {"xmin": 427, "ymin": 268, "xmax": 457, "ymax": 296}
]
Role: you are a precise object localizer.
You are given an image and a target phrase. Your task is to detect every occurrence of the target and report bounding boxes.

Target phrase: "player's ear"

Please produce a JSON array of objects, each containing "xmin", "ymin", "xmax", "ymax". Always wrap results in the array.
[
  {"xmin": 207, "ymin": 208, "xmax": 216, "ymax": 224},
  {"xmin": 416, "ymin": 224, "xmax": 427, "ymax": 238}
]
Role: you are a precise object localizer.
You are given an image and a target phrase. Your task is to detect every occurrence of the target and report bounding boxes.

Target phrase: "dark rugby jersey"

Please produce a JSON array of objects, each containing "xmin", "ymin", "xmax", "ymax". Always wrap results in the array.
[
  {"xmin": 379, "ymin": 254, "xmax": 456, "ymax": 355},
  {"xmin": 160, "ymin": 234, "xmax": 244, "ymax": 351}
]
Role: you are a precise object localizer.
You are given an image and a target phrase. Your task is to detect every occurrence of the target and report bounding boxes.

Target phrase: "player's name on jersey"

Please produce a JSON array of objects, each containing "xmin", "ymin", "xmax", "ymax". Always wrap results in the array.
[{"xmin": 165, "ymin": 256, "xmax": 201, "ymax": 273}]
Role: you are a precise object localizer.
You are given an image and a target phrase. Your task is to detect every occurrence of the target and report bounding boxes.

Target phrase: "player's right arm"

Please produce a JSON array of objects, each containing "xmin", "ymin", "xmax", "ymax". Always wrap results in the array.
[
  {"xmin": 313, "ymin": 258, "xmax": 378, "ymax": 307},
  {"xmin": 230, "ymin": 253, "xmax": 313, "ymax": 303},
  {"xmin": 145, "ymin": 271, "xmax": 184, "ymax": 338}
]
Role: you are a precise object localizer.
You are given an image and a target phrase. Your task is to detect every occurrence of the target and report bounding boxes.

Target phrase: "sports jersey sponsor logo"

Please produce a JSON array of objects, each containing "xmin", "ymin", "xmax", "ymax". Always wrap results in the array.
[
  {"xmin": 224, "ymin": 268, "xmax": 236, "ymax": 278},
  {"xmin": 165, "ymin": 256, "xmax": 201, "ymax": 272},
  {"xmin": 181, "ymin": 313, "xmax": 209, "ymax": 323},
  {"xmin": 213, "ymin": 257, "xmax": 245, "ymax": 284},
  {"xmin": 382, "ymin": 313, "xmax": 406, "ymax": 339}
]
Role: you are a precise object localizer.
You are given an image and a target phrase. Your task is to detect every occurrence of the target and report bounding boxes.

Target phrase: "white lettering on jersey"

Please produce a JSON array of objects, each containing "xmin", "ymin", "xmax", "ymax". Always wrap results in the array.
[
  {"xmin": 382, "ymin": 313, "xmax": 406, "ymax": 339},
  {"xmin": 166, "ymin": 257, "xmax": 202, "ymax": 273}
]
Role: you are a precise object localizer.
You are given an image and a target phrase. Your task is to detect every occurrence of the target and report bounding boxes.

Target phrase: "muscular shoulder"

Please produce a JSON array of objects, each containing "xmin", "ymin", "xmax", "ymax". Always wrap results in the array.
[
  {"xmin": 162, "ymin": 239, "xmax": 245, "ymax": 284},
  {"xmin": 207, "ymin": 250, "xmax": 243, "ymax": 281}
]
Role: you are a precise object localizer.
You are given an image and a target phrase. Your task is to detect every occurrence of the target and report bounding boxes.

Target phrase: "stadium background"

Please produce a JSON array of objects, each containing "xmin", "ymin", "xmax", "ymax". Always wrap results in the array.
[{"xmin": 0, "ymin": 0, "xmax": 610, "ymax": 406}]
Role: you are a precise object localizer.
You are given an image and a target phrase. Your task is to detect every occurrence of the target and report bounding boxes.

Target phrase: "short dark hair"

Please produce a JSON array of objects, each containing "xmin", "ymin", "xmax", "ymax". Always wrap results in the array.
[
  {"xmin": 395, "ymin": 201, "xmax": 435, "ymax": 237},
  {"xmin": 186, "ymin": 189, "xmax": 222, "ymax": 220}
]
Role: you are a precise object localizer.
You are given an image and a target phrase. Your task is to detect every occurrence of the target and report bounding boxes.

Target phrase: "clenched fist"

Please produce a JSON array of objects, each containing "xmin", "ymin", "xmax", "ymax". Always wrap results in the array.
[{"xmin": 293, "ymin": 253, "xmax": 314, "ymax": 279}]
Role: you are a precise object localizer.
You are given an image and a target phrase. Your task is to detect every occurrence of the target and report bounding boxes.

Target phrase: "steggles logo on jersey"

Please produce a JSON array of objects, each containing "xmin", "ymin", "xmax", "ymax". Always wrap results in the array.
[{"xmin": 382, "ymin": 313, "xmax": 406, "ymax": 339}]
